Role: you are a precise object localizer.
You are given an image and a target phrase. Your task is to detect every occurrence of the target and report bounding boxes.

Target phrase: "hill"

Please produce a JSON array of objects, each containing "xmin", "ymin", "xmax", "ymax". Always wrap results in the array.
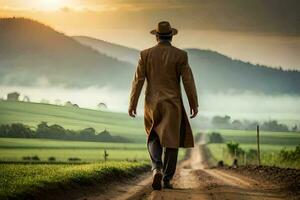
[
  {"xmin": 186, "ymin": 49, "xmax": 300, "ymax": 94},
  {"xmin": 1, "ymin": 17, "xmax": 300, "ymax": 95},
  {"xmin": 0, "ymin": 18, "xmax": 134, "ymax": 88},
  {"xmin": 73, "ymin": 36, "xmax": 139, "ymax": 64},
  {"xmin": 0, "ymin": 101, "xmax": 145, "ymax": 142},
  {"xmin": 73, "ymin": 36, "xmax": 300, "ymax": 95}
]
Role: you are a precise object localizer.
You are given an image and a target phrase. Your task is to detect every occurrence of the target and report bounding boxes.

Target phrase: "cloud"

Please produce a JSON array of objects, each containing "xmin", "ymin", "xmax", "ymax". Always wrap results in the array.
[
  {"xmin": 62, "ymin": 0, "xmax": 300, "ymax": 35},
  {"xmin": 1, "ymin": 0, "xmax": 299, "ymax": 35}
]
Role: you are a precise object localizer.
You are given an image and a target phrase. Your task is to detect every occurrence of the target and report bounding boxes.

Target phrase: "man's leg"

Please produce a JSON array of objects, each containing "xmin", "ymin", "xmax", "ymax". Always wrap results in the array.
[
  {"xmin": 147, "ymin": 130, "xmax": 163, "ymax": 190},
  {"xmin": 162, "ymin": 147, "xmax": 178, "ymax": 186},
  {"xmin": 147, "ymin": 130, "xmax": 163, "ymax": 170}
]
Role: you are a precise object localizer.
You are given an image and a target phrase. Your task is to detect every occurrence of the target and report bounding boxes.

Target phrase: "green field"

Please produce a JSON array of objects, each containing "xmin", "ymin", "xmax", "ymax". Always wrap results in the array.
[
  {"xmin": 0, "ymin": 101, "xmax": 145, "ymax": 142},
  {"xmin": 0, "ymin": 138, "xmax": 185, "ymax": 162},
  {"xmin": 205, "ymin": 130, "xmax": 300, "ymax": 168},
  {"xmin": 0, "ymin": 101, "xmax": 186, "ymax": 162},
  {"xmin": 0, "ymin": 101, "xmax": 187, "ymax": 199},
  {"xmin": 206, "ymin": 129, "xmax": 300, "ymax": 145},
  {"xmin": 0, "ymin": 161, "xmax": 149, "ymax": 200}
]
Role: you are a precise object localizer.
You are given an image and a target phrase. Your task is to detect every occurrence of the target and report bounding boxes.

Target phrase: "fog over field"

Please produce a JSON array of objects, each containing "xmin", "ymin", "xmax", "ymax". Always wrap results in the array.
[{"xmin": 1, "ymin": 85, "xmax": 300, "ymax": 127}]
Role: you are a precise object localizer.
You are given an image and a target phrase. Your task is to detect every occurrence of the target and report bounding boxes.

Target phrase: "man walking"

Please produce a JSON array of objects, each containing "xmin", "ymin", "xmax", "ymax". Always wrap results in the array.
[{"xmin": 128, "ymin": 21, "xmax": 198, "ymax": 190}]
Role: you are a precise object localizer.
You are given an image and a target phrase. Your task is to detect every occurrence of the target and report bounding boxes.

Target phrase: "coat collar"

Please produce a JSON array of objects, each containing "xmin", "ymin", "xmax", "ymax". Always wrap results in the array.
[{"xmin": 157, "ymin": 41, "xmax": 172, "ymax": 46}]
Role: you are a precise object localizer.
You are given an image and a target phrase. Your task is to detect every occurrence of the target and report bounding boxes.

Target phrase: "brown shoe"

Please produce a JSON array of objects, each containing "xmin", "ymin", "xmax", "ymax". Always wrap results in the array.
[{"xmin": 152, "ymin": 169, "xmax": 163, "ymax": 190}]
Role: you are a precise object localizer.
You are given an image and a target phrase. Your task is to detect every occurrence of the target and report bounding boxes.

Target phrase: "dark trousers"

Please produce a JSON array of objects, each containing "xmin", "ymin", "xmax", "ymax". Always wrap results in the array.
[{"xmin": 147, "ymin": 131, "xmax": 178, "ymax": 182}]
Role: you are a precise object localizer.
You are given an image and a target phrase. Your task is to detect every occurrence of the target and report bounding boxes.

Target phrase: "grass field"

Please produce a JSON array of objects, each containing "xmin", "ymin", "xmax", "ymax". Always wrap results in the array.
[
  {"xmin": 0, "ymin": 138, "xmax": 186, "ymax": 162},
  {"xmin": 205, "ymin": 129, "xmax": 300, "ymax": 145},
  {"xmin": 0, "ymin": 101, "xmax": 187, "ymax": 199},
  {"xmin": 0, "ymin": 101, "xmax": 145, "ymax": 142},
  {"xmin": 0, "ymin": 161, "xmax": 149, "ymax": 200},
  {"xmin": 0, "ymin": 101, "xmax": 187, "ymax": 162},
  {"xmin": 205, "ymin": 130, "xmax": 300, "ymax": 168}
]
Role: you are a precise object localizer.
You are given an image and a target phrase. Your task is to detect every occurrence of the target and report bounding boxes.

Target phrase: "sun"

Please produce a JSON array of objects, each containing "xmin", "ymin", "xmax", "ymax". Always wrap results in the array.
[{"xmin": 37, "ymin": 0, "xmax": 67, "ymax": 11}]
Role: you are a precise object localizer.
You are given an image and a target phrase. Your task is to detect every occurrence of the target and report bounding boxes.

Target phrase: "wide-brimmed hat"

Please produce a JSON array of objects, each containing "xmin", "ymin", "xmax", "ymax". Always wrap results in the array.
[{"xmin": 150, "ymin": 21, "xmax": 178, "ymax": 36}]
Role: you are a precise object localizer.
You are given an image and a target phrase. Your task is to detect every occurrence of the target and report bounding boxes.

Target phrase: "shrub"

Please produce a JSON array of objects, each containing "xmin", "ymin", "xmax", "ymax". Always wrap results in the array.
[
  {"xmin": 279, "ymin": 145, "xmax": 300, "ymax": 162},
  {"xmin": 68, "ymin": 157, "xmax": 81, "ymax": 162},
  {"xmin": 246, "ymin": 149, "xmax": 258, "ymax": 160},
  {"xmin": 209, "ymin": 132, "xmax": 224, "ymax": 143},
  {"xmin": 48, "ymin": 157, "xmax": 56, "ymax": 162},
  {"xmin": 22, "ymin": 156, "xmax": 31, "ymax": 161},
  {"xmin": 226, "ymin": 141, "xmax": 244, "ymax": 157},
  {"xmin": 31, "ymin": 156, "xmax": 40, "ymax": 161}
]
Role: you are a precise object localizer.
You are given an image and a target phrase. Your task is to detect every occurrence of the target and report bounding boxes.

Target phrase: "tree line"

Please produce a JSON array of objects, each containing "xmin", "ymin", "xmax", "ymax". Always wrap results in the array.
[
  {"xmin": 0, "ymin": 122, "xmax": 130, "ymax": 143},
  {"xmin": 211, "ymin": 115, "xmax": 297, "ymax": 132}
]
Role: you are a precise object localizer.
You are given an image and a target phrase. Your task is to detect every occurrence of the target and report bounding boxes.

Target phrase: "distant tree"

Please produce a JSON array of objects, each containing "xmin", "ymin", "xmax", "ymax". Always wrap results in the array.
[
  {"xmin": 23, "ymin": 95, "xmax": 30, "ymax": 102},
  {"xmin": 212, "ymin": 115, "xmax": 231, "ymax": 129},
  {"xmin": 9, "ymin": 123, "xmax": 33, "ymax": 138},
  {"xmin": 0, "ymin": 123, "xmax": 33, "ymax": 138},
  {"xmin": 292, "ymin": 125, "xmax": 298, "ymax": 132},
  {"xmin": 245, "ymin": 122, "xmax": 259, "ymax": 130},
  {"xmin": 48, "ymin": 124, "xmax": 66, "ymax": 139},
  {"xmin": 98, "ymin": 102, "xmax": 107, "ymax": 110},
  {"xmin": 209, "ymin": 132, "xmax": 224, "ymax": 143},
  {"xmin": 232, "ymin": 120, "xmax": 243, "ymax": 130},
  {"xmin": 36, "ymin": 122, "xmax": 49, "ymax": 138},
  {"xmin": 79, "ymin": 127, "xmax": 96, "ymax": 140},
  {"xmin": 96, "ymin": 128, "xmax": 112, "ymax": 141},
  {"xmin": 0, "ymin": 124, "xmax": 10, "ymax": 137},
  {"xmin": 65, "ymin": 101, "xmax": 73, "ymax": 107},
  {"xmin": 261, "ymin": 120, "xmax": 289, "ymax": 132}
]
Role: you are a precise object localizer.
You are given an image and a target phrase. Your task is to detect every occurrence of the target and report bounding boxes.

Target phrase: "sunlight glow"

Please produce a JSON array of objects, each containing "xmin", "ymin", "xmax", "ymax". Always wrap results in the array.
[{"xmin": 37, "ymin": 0, "xmax": 68, "ymax": 11}]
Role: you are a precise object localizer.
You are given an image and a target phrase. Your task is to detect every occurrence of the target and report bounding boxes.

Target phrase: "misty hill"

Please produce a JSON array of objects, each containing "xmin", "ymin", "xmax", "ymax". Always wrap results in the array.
[
  {"xmin": 186, "ymin": 49, "xmax": 300, "ymax": 94},
  {"xmin": 1, "ymin": 17, "xmax": 300, "ymax": 95},
  {"xmin": 0, "ymin": 18, "xmax": 134, "ymax": 88},
  {"xmin": 73, "ymin": 36, "xmax": 139, "ymax": 64},
  {"xmin": 74, "ymin": 35, "xmax": 300, "ymax": 95}
]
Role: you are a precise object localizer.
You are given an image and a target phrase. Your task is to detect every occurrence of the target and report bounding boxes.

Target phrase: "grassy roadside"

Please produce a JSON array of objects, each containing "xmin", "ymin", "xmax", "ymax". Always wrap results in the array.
[
  {"xmin": 0, "ymin": 161, "xmax": 150, "ymax": 200},
  {"xmin": 204, "ymin": 130, "xmax": 300, "ymax": 169},
  {"xmin": 206, "ymin": 143, "xmax": 300, "ymax": 168}
]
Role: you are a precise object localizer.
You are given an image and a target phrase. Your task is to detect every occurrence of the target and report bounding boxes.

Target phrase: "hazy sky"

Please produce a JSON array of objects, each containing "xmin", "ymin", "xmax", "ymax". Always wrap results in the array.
[{"xmin": 1, "ymin": 0, "xmax": 299, "ymax": 69}]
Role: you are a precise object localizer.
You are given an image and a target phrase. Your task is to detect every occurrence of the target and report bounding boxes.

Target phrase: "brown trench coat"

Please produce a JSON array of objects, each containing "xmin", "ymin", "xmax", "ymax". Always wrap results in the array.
[{"xmin": 129, "ymin": 41, "xmax": 198, "ymax": 148}]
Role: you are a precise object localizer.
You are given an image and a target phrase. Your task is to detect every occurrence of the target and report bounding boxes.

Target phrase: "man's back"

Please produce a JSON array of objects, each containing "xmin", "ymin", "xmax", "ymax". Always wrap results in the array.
[{"xmin": 141, "ymin": 41, "xmax": 186, "ymax": 102}]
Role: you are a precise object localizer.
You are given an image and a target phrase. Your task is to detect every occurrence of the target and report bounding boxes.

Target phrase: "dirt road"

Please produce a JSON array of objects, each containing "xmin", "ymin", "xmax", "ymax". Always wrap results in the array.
[
  {"xmin": 82, "ymin": 135, "xmax": 298, "ymax": 200},
  {"xmin": 149, "ymin": 135, "xmax": 293, "ymax": 200}
]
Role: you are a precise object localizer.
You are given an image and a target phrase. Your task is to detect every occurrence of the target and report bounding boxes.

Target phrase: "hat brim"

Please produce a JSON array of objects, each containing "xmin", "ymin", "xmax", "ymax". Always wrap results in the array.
[{"xmin": 150, "ymin": 28, "xmax": 178, "ymax": 36}]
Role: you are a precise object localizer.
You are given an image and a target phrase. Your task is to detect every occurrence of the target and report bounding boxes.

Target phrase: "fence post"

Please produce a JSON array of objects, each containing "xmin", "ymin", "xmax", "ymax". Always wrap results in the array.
[
  {"xmin": 104, "ymin": 149, "xmax": 109, "ymax": 162},
  {"xmin": 234, "ymin": 148, "xmax": 237, "ymax": 158},
  {"xmin": 244, "ymin": 152, "xmax": 247, "ymax": 165},
  {"xmin": 257, "ymin": 125, "xmax": 261, "ymax": 166}
]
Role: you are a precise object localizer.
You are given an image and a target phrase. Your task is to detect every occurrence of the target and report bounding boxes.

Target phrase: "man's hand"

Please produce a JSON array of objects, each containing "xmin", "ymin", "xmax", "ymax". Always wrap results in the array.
[
  {"xmin": 128, "ymin": 108, "xmax": 137, "ymax": 118},
  {"xmin": 190, "ymin": 107, "xmax": 198, "ymax": 118}
]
